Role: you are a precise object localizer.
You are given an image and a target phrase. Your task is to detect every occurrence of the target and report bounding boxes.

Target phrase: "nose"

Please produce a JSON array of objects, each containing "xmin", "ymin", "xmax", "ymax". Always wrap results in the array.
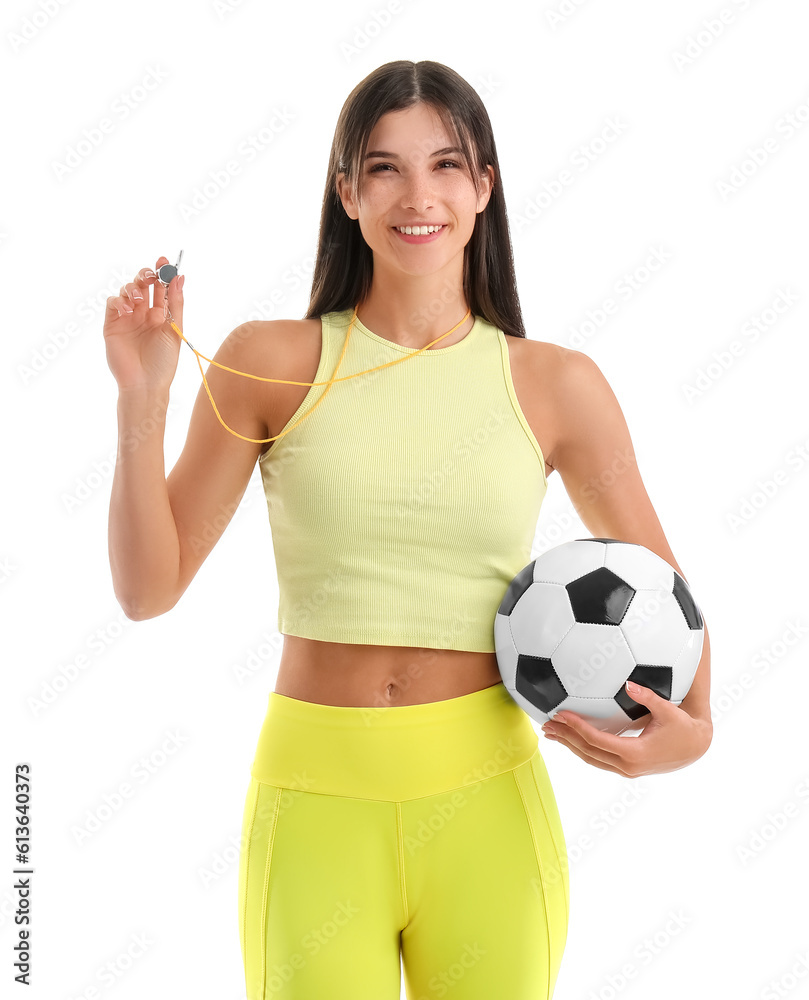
[{"xmin": 400, "ymin": 166, "xmax": 436, "ymax": 212}]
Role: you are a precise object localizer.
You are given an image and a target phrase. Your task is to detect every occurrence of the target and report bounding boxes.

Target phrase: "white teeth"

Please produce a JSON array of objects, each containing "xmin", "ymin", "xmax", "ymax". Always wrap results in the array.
[{"xmin": 396, "ymin": 225, "xmax": 444, "ymax": 235}]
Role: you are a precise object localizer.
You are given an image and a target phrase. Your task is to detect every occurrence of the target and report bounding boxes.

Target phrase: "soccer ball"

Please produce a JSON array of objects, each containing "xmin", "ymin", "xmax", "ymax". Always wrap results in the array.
[{"xmin": 494, "ymin": 538, "xmax": 704, "ymax": 735}]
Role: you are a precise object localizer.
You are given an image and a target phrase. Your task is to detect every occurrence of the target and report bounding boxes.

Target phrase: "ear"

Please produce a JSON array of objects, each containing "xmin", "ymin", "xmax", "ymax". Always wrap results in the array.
[
  {"xmin": 335, "ymin": 172, "xmax": 358, "ymax": 221},
  {"xmin": 476, "ymin": 164, "xmax": 495, "ymax": 214}
]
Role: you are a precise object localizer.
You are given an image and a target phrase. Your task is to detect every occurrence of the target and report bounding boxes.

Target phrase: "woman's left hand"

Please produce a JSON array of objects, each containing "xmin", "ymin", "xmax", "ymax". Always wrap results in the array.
[{"xmin": 541, "ymin": 680, "xmax": 713, "ymax": 776}]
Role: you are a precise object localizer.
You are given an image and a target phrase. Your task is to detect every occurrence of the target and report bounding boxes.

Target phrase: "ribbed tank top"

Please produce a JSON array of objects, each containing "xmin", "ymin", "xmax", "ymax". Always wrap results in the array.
[{"xmin": 258, "ymin": 307, "xmax": 548, "ymax": 652}]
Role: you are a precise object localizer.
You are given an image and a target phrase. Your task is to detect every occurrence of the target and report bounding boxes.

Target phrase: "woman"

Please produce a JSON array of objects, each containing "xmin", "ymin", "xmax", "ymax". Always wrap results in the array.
[{"xmin": 106, "ymin": 60, "xmax": 712, "ymax": 1000}]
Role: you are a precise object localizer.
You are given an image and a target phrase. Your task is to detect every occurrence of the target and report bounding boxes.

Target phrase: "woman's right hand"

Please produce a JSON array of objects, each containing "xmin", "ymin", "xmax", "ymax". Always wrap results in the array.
[{"xmin": 104, "ymin": 257, "xmax": 185, "ymax": 392}]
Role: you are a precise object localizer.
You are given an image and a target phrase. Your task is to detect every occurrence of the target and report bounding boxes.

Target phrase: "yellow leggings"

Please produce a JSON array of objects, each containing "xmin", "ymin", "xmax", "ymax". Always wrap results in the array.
[{"xmin": 238, "ymin": 681, "xmax": 569, "ymax": 999}]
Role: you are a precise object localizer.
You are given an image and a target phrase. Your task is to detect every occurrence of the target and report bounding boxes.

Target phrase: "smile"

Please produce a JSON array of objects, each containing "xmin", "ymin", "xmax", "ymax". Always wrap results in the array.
[{"xmin": 392, "ymin": 225, "xmax": 446, "ymax": 244}]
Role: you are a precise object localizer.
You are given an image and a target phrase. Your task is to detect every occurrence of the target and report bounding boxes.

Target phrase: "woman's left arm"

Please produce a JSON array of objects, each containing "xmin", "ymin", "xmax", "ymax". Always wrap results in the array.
[{"xmin": 539, "ymin": 348, "xmax": 713, "ymax": 776}]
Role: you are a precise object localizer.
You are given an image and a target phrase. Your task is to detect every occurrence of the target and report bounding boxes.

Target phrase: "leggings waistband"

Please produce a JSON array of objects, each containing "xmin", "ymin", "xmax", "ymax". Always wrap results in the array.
[{"xmin": 249, "ymin": 680, "xmax": 539, "ymax": 801}]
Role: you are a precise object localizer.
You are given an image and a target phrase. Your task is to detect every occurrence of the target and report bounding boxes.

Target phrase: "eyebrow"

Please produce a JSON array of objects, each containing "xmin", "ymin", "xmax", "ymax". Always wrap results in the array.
[{"xmin": 364, "ymin": 146, "xmax": 464, "ymax": 160}]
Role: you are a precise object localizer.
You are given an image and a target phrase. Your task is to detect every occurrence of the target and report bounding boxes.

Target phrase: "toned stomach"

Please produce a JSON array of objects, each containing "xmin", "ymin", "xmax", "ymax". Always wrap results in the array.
[
  {"xmin": 274, "ymin": 636, "xmax": 504, "ymax": 707},
  {"xmin": 261, "ymin": 317, "xmax": 557, "ymax": 709}
]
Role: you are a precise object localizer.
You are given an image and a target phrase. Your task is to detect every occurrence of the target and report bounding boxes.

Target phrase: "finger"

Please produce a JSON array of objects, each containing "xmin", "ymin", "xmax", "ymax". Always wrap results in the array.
[
  {"xmin": 547, "ymin": 727, "xmax": 634, "ymax": 775},
  {"xmin": 558, "ymin": 740, "xmax": 627, "ymax": 775},
  {"xmin": 166, "ymin": 271, "xmax": 183, "ymax": 319},
  {"xmin": 132, "ymin": 266, "xmax": 159, "ymax": 308},
  {"xmin": 125, "ymin": 280, "xmax": 147, "ymax": 310},
  {"xmin": 106, "ymin": 296, "xmax": 127, "ymax": 321},
  {"xmin": 624, "ymin": 681, "xmax": 679, "ymax": 720},
  {"xmin": 152, "ymin": 256, "xmax": 170, "ymax": 312},
  {"xmin": 547, "ymin": 717, "xmax": 627, "ymax": 767},
  {"xmin": 118, "ymin": 282, "xmax": 140, "ymax": 306},
  {"xmin": 115, "ymin": 287, "xmax": 135, "ymax": 314}
]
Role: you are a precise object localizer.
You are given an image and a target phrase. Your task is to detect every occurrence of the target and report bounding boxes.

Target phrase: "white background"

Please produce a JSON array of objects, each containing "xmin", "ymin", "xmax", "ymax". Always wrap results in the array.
[{"xmin": 3, "ymin": 0, "xmax": 808, "ymax": 997}]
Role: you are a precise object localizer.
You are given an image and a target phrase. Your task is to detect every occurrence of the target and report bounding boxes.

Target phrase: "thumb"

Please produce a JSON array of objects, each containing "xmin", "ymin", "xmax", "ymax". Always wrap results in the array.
[
  {"xmin": 166, "ymin": 273, "xmax": 184, "ymax": 331},
  {"xmin": 624, "ymin": 679, "xmax": 674, "ymax": 716}
]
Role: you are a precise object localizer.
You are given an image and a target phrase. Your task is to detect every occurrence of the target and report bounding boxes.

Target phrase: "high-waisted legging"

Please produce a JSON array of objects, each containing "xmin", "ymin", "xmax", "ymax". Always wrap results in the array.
[{"xmin": 238, "ymin": 680, "xmax": 570, "ymax": 999}]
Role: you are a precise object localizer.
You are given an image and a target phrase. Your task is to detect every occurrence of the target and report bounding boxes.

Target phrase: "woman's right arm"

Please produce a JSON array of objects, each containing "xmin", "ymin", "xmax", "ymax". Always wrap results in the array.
[{"xmin": 106, "ymin": 258, "xmax": 270, "ymax": 620}]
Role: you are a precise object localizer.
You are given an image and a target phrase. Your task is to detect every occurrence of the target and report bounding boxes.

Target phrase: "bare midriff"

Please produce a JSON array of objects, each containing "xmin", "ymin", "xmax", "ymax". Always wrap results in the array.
[{"xmin": 273, "ymin": 636, "xmax": 504, "ymax": 707}]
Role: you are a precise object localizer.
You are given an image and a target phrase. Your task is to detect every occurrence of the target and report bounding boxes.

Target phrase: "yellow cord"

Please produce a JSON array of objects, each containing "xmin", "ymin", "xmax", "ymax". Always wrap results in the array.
[{"xmin": 165, "ymin": 303, "xmax": 472, "ymax": 445}]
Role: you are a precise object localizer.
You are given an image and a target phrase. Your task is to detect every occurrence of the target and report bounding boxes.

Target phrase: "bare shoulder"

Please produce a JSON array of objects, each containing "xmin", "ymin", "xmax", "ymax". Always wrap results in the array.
[
  {"xmin": 505, "ymin": 332, "xmax": 580, "ymax": 379},
  {"xmin": 503, "ymin": 334, "xmax": 583, "ymax": 474},
  {"xmin": 528, "ymin": 341, "xmax": 630, "ymax": 475},
  {"xmin": 222, "ymin": 316, "xmax": 323, "ymax": 386},
  {"xmin": 234, "ymin": 317, "xmax": 324, "ymax": 457},
  {"xmin": 233, "ymin": 316, "xmax": 321, "ymax": 355}
]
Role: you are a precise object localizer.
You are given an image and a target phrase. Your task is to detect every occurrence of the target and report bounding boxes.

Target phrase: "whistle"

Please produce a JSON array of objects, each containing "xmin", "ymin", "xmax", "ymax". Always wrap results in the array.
[{"xmin": 157, "ymin": 249, "xmax": 183, "ymax": 287}]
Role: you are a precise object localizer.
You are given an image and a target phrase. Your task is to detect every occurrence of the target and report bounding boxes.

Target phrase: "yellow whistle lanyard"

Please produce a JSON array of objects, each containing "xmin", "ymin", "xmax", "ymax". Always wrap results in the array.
[{"xmin": 164, "ymin": 303, "xmax": 472, "ymax": 446}]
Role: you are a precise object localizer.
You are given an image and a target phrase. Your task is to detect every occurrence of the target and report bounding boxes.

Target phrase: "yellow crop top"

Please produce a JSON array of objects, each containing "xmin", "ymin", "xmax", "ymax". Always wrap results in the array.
[{"xmin": 258, "ymin": 308, "xmax": 548, "ymax": 652}]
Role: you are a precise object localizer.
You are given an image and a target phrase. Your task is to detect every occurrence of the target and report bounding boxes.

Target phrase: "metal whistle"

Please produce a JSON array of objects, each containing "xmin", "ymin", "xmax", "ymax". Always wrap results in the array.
[{"xmin": 157, "ymin": 249, "xmax": 183, "ymax": 288}]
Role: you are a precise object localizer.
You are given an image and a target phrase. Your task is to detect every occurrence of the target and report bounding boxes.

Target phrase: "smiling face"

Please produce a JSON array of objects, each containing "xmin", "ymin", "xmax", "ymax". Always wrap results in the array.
[{"xmin": 336, "ymin": 102, "xmax": 494, "ymax": 278}]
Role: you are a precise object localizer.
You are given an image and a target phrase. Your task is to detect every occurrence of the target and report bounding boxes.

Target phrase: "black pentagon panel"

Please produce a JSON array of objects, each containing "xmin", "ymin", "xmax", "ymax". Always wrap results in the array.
[
  {"xmin": 614, "ymin": 664, "xmax": 674, "ymax": 719},
  {"xmin": 499, "ymin": 561, "xmax": 536, "ymax": 616},
  {"xmin": 515, "ymin": 655, "xmax": 567, "ymax": 714},
  {"xmin": 576, "ymin": 537, "xmax": 639, "ymax": 545},
  {"xmin": 566, "ymin": 567, "xmax": 635, "ymax": 625},
  {"xmin": 672, "ymin": 571, "xmax": 703, "ymax": 629},
  {"xmin": 613, "ymin": 687, "xmax": 650, "ymax": 720}
]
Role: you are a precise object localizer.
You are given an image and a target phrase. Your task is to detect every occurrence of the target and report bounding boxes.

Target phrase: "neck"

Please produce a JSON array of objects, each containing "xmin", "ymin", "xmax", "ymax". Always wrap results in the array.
[{"xmin": 355, "ymin": 257, "xmax": 473, "ymax": 350}]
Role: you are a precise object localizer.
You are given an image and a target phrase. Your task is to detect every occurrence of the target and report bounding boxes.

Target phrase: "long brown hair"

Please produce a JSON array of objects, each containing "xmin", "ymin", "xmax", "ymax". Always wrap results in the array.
[{"xmin": 304, "ymin": 59, "xmax": 527, "ymax": 339}]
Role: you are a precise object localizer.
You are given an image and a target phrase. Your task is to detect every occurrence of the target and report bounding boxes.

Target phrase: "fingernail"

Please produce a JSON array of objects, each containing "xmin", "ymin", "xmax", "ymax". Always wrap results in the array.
[
  {"xmin": 179, "ymin": 275, "xmax": 185, "ymax": 291},
  {"xmin": 144, "ymin": 269, "xmax": 156, "ymax": 278}
]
